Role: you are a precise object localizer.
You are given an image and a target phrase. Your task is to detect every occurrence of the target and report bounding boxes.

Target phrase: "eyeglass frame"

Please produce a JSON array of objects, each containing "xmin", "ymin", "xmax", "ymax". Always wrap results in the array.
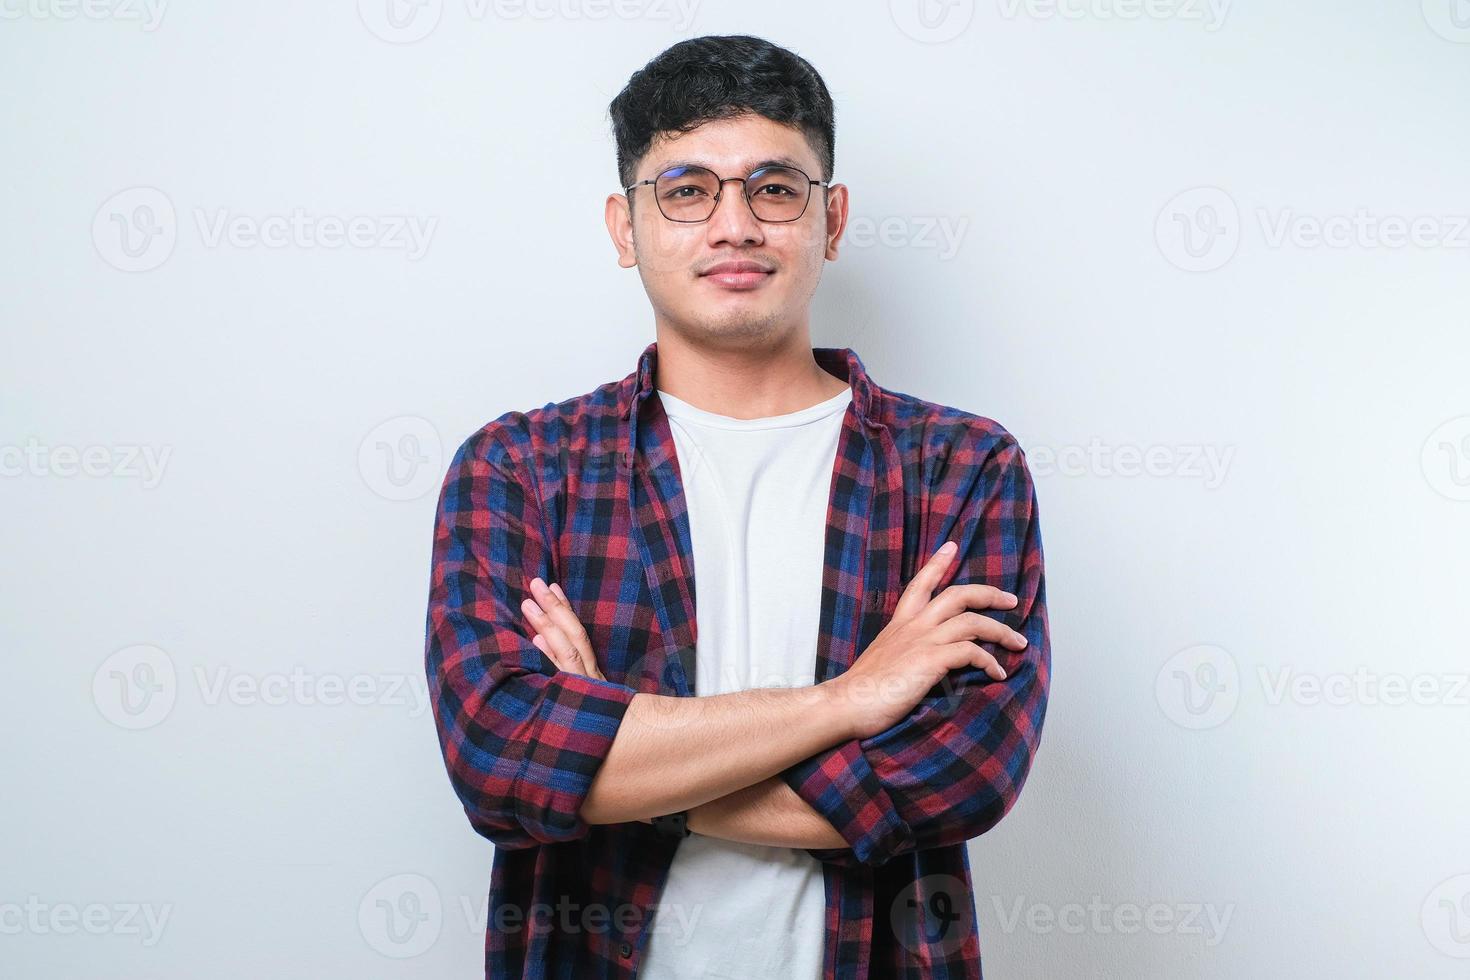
[{"xmin": 623, "ymin": 163, "xmax": 831, "ymax": 224}]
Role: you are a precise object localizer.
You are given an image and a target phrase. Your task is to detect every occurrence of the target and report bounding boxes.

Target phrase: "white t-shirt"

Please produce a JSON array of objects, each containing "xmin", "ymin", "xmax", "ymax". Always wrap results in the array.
[{"xmin": 637, "ymin": 382, "xmax": 853, "ymax": 980}]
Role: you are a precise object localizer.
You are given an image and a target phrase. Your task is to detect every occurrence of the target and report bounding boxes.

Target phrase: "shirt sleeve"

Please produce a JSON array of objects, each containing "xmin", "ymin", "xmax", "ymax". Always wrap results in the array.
[
  {"xmin": 780, "ymin": 425, "xmax": 1051, "ymax": 867},
  {"xmin": 424, "ymin": 419, "xmax": 638, "ymax": 849}
]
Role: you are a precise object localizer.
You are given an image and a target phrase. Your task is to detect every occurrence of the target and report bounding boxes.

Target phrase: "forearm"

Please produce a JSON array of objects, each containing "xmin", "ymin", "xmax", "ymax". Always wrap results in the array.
[
  {"xmin": 686, "ymin": 776, "xmax": 848, "ymax": 849},
  {"xmin": 580, "ymin": 683, "xmax": 849, "ymax": 825}
]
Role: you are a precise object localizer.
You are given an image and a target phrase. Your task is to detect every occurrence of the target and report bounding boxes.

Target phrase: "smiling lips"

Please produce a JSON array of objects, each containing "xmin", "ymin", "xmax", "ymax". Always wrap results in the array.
[{"xmin": 699, "ymin": 260, "xmax": 774, "ymax": 289}]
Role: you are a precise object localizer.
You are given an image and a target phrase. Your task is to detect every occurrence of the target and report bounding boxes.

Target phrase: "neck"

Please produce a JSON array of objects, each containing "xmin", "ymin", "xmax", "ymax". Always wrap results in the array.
[{"xmin": 651, "ymin": 329, "xmax": 849, "ymax": 420}]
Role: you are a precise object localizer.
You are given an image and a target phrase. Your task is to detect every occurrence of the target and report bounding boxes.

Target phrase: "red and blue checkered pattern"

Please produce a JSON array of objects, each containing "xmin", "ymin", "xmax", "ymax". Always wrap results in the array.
[{"xmin": 425, "ymin": 341, "xmax": 1051, "ymax": 979}]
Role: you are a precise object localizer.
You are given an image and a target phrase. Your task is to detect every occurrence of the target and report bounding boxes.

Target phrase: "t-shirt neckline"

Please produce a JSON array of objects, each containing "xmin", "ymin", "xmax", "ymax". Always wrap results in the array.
[{"xmin": 655, "ymin": 386, "xmax": 852, "ymax": 431}]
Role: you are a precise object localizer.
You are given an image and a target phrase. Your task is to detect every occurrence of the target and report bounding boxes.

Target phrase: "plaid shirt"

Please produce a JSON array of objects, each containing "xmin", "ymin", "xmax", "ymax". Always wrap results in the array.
[{"xmin": 425, "ymin": 341, "xmax": 1051, "ymax": 980}]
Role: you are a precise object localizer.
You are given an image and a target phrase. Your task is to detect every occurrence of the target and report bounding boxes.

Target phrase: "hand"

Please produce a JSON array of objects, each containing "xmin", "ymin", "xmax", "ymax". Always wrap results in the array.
[
  {"xmin": 822, "ymin": 541, "xmax": 1029, "ymax": 741},
  {"xmin": 519, "ymin": 578, "xmax": 606, "ymax": 681},
  {"xmin": 519, "ymin": 581, "xmax": 710, "ymax": 830}
]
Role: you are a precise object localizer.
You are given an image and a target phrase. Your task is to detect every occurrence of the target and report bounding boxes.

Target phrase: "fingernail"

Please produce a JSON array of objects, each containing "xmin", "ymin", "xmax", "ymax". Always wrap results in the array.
[
  {"xmin": 550, "ymin": 583, "xmax": 566, "ymax": 601},
  {"xmin": 939, "ymin": 541, "xmax": 957, "ymax": 555}
]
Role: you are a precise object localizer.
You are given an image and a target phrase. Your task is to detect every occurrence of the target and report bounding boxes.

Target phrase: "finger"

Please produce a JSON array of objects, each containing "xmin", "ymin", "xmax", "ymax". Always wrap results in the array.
[
  {"xmin": 531, "ymin": 632, "xmax": 566, "ymax": 670},
  {"xmin": 520, "ymin": 596, "xmax": 587, "ymax": 676},
  {"xmin": 522, "ymin": 603, "xmax": 583, "ymax": 676},
  {"xmin": 531, "ymin": 632, "xmax": 571, "ymax": 672},
  {"xmin": 892, "ymin": 541, "xmax": 958, "ymax": 622},
  {"xmin": 529, "ymin": 578, "xmax": 600, "ymax": 676},
  {"xmin": 935, "ymin": 611, "xmax": 1029, "ymax": 651},
  {"xmin": 924, "ymin": 583, "xmax": 1019, "ymax": 623},
  {"xmin": 940, "ymin": 640, "xmax": 1007, "ymax": 680},
  {"xmin": 531, "ymin": 579, "xmax": 592, "ymax": 655},
  {"xmin": 536, "ymin": 581, "xmax": 606, "ymax": 681},
  {"xmin": 535, "ymin": 631, "xmax": 603, "ymax": 679}
]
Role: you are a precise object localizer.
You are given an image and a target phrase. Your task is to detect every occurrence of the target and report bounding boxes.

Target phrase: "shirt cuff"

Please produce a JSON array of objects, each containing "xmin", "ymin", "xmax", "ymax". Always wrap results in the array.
[
  {"xmin": 510, "ymin": 670, "xmax": 638, "ymax": 844},
  {"xmin": 780, "ymin": 737, "xmax": 913, "ymax": 866}
]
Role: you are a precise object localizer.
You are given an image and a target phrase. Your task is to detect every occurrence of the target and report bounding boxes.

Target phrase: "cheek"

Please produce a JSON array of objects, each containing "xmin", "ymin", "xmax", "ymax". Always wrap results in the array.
[
  {"xmin": 768, "ymin": 211, "xmax": 827, "ymax": 252},
  {"xmin": 633, "ymin": 221, "xmax": 701, "ymax": 279},
  {"xmin": 775, "ymin": 222, "xmax": 830, "ymax": 272},
  {"xmin": 776, "ymin": 237, "xmax": 828, "ymax": 281}
]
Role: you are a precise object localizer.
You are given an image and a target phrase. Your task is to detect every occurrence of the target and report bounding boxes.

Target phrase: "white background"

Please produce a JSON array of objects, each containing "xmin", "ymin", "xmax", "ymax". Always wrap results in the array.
[{"xmin": 3, "ymin": 1, "xmax": 1469, "ymax": 976}]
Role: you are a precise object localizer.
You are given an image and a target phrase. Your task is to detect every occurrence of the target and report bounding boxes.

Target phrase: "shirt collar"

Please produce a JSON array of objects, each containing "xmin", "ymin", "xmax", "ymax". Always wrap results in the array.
[{"xmin": 617, "ymin": 340, "xmax": 882, "ymax": 427}]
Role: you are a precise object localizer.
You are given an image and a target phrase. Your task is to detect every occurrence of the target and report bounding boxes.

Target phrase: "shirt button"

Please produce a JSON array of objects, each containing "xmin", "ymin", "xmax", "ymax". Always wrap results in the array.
[{"xmin": 618, "ymin": 940, "xmax": 632, "ymax": 958}]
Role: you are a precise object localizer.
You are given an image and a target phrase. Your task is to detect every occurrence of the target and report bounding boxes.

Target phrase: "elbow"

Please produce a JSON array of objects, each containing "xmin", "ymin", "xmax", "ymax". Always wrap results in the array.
[
  {"xmin": 939, "ymin": 755, "xmax": 1039, "ymax": 847},
  {"xmin": 448, "ymin": 757, "xmax": 597, "ymax": 848},
  {"xmin": 831, "ymin": 812, "xmax": 917, "ymax": 869},
  {"xmin": 576, "ymin": 778, "xmax": 621, "ymax": 827},
  {"xmin": 427, "ymin": 642, "xmax": 637, "ymax": 849},
  {"xmin": 464, "ymin": 802, "xmax": 539, "ymax": 851},
  {"xmin": 452, "ymin": 771, "xmax": 592, "ymax": 849},
  {"xmin": 440, "ymin": 752, "xmax": 540, "ymax": 849}
]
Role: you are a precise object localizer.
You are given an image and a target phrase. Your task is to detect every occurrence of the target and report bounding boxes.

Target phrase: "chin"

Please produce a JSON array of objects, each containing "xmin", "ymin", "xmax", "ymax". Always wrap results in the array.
[{"xmin": 696, "ymin": 313, "xmax": 786, "ymax": 345}]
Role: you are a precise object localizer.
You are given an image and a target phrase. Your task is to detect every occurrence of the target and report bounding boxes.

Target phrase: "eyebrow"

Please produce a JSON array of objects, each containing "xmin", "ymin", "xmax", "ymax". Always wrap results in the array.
[{"xmin": 643, "ymin": 156, "xmax": 814, "ymax": 179}]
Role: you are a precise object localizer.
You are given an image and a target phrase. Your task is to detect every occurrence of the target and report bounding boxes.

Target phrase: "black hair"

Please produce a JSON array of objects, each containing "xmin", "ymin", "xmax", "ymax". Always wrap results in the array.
[{"xmin": 608, "ymin": 35, "xmax": 836, "ymax": 193}]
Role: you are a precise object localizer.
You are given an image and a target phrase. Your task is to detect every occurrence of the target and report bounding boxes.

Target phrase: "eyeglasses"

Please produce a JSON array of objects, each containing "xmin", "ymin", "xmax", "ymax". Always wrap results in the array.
[{"xmin": 624, "ymin": 164, "xmax": 829, "ymax": 223}]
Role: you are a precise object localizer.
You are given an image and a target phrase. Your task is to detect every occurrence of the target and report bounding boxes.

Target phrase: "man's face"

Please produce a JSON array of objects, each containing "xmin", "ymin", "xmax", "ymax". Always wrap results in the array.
[{"xmin": 606, "ymin": 113, "xmax": 848, "ymax": 350}]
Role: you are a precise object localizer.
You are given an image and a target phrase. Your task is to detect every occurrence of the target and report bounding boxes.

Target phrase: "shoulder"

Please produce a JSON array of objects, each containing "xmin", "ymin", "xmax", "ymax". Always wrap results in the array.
[
  {"xmin": 877, "ymin": 384, "xmax": 1030, "ymax": 477},
  {"xmin": 451, "ymin": 377, "xmax": 625, "ymax": 474}
]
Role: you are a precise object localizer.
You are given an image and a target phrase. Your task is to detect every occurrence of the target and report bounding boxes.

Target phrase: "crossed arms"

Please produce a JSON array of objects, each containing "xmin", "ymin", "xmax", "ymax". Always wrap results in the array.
[{"xmin": 424, "ymin": 419, "xmax": 1050, "ymax": 868}]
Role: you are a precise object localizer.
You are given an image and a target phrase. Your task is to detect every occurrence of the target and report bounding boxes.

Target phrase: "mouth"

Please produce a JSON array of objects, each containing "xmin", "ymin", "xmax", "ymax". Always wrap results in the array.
[{"xmin": 699, "ymin": 263, "xmax": 775, "ymax": 290}]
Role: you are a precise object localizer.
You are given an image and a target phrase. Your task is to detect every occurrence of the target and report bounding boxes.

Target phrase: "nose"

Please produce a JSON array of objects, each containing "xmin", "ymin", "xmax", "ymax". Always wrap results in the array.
[{"xmin": 706, "ymin": 177, "xmax": 765, "ymax": 246}]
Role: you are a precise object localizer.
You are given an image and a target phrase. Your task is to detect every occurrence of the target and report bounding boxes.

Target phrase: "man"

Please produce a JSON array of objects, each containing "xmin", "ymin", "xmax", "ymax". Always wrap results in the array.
[{"xmin": 424, "ymin": 34, "xmax": 1050, "ymax": 980}]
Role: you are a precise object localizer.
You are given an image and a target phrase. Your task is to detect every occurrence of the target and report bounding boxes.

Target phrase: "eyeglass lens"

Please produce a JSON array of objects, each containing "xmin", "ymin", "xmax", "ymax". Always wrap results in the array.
[{"xmin": 654, "ymin": 165, "xmax": 812, "ymax": 222}]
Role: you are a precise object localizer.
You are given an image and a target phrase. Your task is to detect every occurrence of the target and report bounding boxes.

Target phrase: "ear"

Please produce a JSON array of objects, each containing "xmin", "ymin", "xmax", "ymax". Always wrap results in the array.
[
  {"xmin": 822, "ymin": 182, "xmax": 850, "ymax": 261},
  {"xmin": 606, "ymin": 193, "xmax": 637, "ymax": 269}
]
